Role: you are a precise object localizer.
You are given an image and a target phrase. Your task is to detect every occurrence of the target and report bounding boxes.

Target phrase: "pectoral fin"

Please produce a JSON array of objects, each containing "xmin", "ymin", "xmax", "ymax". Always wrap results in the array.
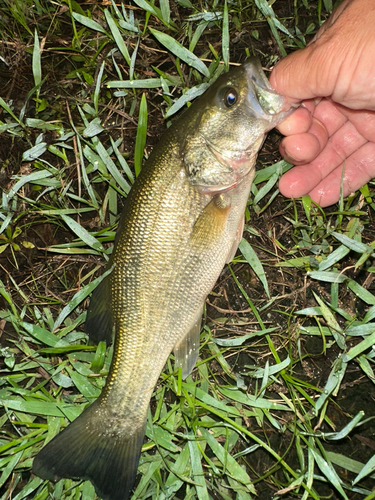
[
  {"xmin": 174, "ymin": 308, "xmax": 203, "ymax": 379},
  {"xmin": 190, "ymin": 193, "xmax": 231, "ymax": 250}
]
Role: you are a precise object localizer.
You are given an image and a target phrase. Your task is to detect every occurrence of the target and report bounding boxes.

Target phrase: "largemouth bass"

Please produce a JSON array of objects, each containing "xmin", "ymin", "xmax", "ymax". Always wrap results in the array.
[{"xmin": 33, "ymin": 58, "xmax": 292, "ymax": 500}]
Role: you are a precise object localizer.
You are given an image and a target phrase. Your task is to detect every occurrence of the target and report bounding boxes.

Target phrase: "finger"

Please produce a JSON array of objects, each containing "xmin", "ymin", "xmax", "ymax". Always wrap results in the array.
[
  {"xmin": 308, "ymin": 142, "xmax": 375, "ymax": 206},
  {"xmin": 311, "ymin": 120, "xmax": 368, "ymax": 179},
  {"xmin": 276, "ymin": 106, "xmax": 312, "ymax": 136},
  {"xmin": 278, "ymin": 119, "xmax": 368, "ymax": 198},
  {"xmin": 336, "ymin": 106, "xmax": 375, "ymax": 143},
  {"xmin": 313, "ymin": 99, "xmax": 347, "ymax": 137},
  {"xmin": 278, "ymin": 163, "xmax": 322, "ymax": 198},
  {"xmin": 281, "ymin": 101, "xmax": 374, "ymax": 166},
  {"xmin": 277, "ymin": 99, "xmax": 346, "ymax": 164},
  {"xmin": 278, "ymin": 99, "xmax": 349, "ymax": 141},
  {"xmin": 279, "ymin": 118, "xmax": 328, "ymax": 164},
  {"xmin": 280, "ymin": 133, "xmax": 320, "ymax": 164}
]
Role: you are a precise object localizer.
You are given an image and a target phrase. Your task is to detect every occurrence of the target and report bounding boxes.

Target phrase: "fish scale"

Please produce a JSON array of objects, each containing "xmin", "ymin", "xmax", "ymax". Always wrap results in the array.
[{"xmin": 33, "ymin": 58, "xmax": 295, "ymax": 500}]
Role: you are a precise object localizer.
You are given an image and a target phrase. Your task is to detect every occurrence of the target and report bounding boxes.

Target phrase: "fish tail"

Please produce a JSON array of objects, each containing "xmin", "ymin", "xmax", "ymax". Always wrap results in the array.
[{"xmin": 33, "ymin": 399, "xmax": 146, "ymax": 500}]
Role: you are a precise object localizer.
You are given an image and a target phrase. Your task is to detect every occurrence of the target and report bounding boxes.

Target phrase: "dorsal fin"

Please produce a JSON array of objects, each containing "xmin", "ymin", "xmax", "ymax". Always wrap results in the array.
[{"xmin": 85, "ymin": 276, "xmax": 114, "ymax": 345}]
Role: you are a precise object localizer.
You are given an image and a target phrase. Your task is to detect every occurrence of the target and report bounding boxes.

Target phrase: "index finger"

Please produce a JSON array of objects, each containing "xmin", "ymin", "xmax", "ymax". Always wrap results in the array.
[{"xmin": 275, "ymin": 102, "xmax": 314, "ymax": 136}]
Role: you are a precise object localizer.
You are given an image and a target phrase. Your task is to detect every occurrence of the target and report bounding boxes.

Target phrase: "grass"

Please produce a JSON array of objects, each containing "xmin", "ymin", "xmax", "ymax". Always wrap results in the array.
[{"xmin": 1, "ymin": 1, "xmax": 375, "ymax": 499}]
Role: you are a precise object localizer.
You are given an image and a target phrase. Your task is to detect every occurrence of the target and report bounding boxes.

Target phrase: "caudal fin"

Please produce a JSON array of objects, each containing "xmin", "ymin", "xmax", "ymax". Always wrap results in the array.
[{"xmin": 33, "ymin": 399, "xmax": 146, "ymax": 500}]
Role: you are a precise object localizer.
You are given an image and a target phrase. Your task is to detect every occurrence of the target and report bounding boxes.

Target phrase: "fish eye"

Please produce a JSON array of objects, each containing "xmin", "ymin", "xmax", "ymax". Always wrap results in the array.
[{"xmin": 224, "ymin": 88, "xmax": 238, "ymax": 107}]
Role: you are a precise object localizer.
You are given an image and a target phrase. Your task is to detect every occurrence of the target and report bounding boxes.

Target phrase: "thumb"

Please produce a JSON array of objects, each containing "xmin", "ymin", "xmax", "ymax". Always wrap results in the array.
[
  {"xmin": 269, "ymin": 0, "xmax": 374, "ymax": 106},
  {"xmin": 269, "ymin": 43, "xmax": 338, "ymax": 104}
]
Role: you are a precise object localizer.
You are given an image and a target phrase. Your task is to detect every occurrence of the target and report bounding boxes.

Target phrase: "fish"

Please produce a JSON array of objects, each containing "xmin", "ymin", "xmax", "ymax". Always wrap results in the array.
[{"xmin": 33, "ymin": 57, "xmax": 293, "ymax": 500}]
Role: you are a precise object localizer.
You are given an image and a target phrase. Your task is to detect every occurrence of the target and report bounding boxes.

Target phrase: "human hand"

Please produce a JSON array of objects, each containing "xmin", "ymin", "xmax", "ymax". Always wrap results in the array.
[{"xmin": 270, "ymin": 0, "xmax": 375, "ymax": 207}]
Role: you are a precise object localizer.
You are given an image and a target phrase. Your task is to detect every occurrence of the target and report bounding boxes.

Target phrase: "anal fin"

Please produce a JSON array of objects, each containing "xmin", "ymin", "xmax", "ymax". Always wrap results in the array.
[
  {"xmin": 174, "ymin": 308, "xmax": 203, "ymax": 379},
  {"xmin": 226, "ymin": 216, "xmax": 244, "ymax": 263}
]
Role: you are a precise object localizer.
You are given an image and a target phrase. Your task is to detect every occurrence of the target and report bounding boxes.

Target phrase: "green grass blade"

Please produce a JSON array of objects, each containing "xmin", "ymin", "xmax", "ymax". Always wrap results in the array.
[
  {"xmin": 93, "ymin": 61, "xmax": 105, "ymax": 115},
  {"xmin": 1, "ymin": 400, "xmax": 74, "ymax": 418},
  {"xmin": 66, "ymin": 367, "xmax": 101, "ymax": 399},
  {"xmin": 313, "ymin": 292, "xmax": 345, "ymax": 349},
  {"xmin": 310, "ymin": 448, "xmax": 349, "ymax": 500},
  {"xmin": 315, "ymin": 357, "xmax": 347, "ymax": 411},
  {"xmin": 347, "ymin": 279, "xmax": 375, "ymax": 305},
  {"xmin": 60, "ymin": 214, "xmax": 105, "ymax": 253},
  {"xmin": 160, "ymin": 0, "xmax": 171, "ymax": 25},
  {"xmin": 132, "ymin": 0, "xmax": 175, "ymax": 28},
  {"xmin": 92, "ymin": 137, "xmax": 131, "ymax": 194},
  {"xmin": 342, "ymin": 331, "xmax": 375, "ymax": 362},
  {"xmin": 20, "ymin": 322, "xmax": 68, "ymax": 347},
  {"xmin": 165, "ymin": 83, "xmax": 209, "ymax": 118},
  {"xmin": 308, "ymin": 271, "xmax": 348, "ymax": 283},
  {"xmin": 239, "ymin": 238, "xmax": 269, "ymax": 298},
  {"xmin": 134, "ymin": 93, "xmax": 148, "ymax": 176},
  {"xmin": 0, "ymin": 451, "xmax": 23, "ymax": 489},
  {"xmin": 200, "ymin": 428, "xmax": 256, "ymax": 493},
  {"xmin": 21, "ymin": 142, "xmax": 48, "ymax": 162},
  {"xmin": 105, "ymin": 9, "xmax": 131, "ymax": 65},
  {"xmin": 213, "ymin": 327, "xmax": 278, "ymax": 347},
  {"xmin": 72, "ymin": 12, "xmax": 108, "ymax": 34},
  {"xmin": 32, "ymin": 29, "xmax": 42, "ymax": 90},
  {"xmin": 318, "ymin": 245, "xmax": 351, "ymax": 270},
  {"xmin": 108, "ymin": 78, "xmax": 163, "ymax": 89},
  {"xmin": 110, "ymin": 136, "xmax": 135, "ymax": 184},
  {"xmin": 332, "ymin": 231, "xmax": 373, "ymax": 254},
  {"xmin": 252, "ymin": 355, "xmax": 290, "ymax": 378},
  {"xmin": 10, "ymin": 476, "xmax": 44, "ymax": 500},
  {"xmin": 150, "ymin": 28, "xmax": 210, "ymax": 77},
  {"xmin": 129, "ymin": 37, "xmax": 140, "ymax": 80},
  {"xmin": 253, "ymin": 173, "xmax": 279, "ymax": 205},
  {"xmin": 222, "ymin": 0, "xmax": 229, "ymax": 70},
  {"xmin": 188, "ymin": 431, "xmax": 210, "ymax": 500}
]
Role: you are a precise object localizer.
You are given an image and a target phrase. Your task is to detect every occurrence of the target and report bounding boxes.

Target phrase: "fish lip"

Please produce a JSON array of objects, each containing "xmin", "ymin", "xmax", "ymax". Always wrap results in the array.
[{"xmin": 243, "ymin": 57, "xmax": 298, "ymax": 125}]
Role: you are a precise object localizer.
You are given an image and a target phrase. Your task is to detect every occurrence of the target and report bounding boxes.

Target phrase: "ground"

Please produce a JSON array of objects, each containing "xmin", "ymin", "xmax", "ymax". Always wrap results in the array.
[{"xmin": 0, "ymin": 1, "xmax": 375, "ymax": 500}]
